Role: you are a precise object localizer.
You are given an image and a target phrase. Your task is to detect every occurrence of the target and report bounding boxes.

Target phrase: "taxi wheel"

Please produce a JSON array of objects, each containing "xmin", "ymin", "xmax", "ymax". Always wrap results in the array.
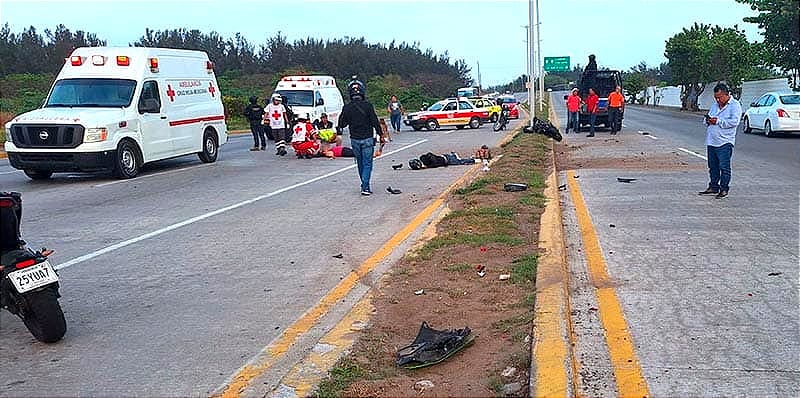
[
  {"xmin": 469, "ymin": 117, "xmax": 481, "ymax": 129},
  {"xmin": 426, "ymin": 119, "xmax": 439, "ymax": 131},
  {"xmin": 742, "ymin": 116, "xmax": 752, "ymax": 134}
]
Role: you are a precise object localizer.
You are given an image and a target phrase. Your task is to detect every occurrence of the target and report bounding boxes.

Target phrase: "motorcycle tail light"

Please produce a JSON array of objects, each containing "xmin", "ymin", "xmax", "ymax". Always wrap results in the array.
[{"xmin": 15, "ymin": 259, "xmax": 36, "ymax": 269}]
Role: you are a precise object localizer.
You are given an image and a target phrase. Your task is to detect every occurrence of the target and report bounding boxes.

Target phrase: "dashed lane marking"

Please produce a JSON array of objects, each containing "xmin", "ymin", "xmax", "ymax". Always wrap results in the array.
[{"xmin": 677, "ymin": 147, "xmax": 708, "ymax": 160}]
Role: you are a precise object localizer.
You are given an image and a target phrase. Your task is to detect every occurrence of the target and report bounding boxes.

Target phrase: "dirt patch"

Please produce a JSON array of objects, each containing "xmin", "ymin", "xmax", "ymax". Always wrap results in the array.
[
  {"xmin": 555, "ymin": 140, "xmax": 704, "ymax": 171},
  {"xmin": 317, "ymin": 132, "xmax": 552, "ymax": 397}
]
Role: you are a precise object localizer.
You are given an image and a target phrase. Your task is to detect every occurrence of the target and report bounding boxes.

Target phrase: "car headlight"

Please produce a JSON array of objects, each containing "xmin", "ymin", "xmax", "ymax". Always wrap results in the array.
[{"xmin": 84, "ymin": 127, "xmax": 108, "ymax": 143}]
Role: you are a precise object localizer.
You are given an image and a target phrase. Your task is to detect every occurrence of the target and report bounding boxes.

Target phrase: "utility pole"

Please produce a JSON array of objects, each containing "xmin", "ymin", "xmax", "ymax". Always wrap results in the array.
[
  {"xmin": 528, "ymin": 0, "xmax": 535, "ymax": 127},
  {"xmin": 523, "ymin": 25, "xmax": 529, "ymax": 101},
  {"xmin": 477, "ymin": 60, "xmax": 482, "ymax": 94},
  {"xmin": 535, "ymin": 0, "xmax": 544, "ymax": 112}
]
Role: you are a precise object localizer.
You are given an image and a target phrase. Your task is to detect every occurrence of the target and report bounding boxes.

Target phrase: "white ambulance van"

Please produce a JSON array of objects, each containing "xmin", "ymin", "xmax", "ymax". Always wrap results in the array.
[
  {"xmin": 274, "ymin": 76, "xmax": 344, "ymax": 126},
  {"xmin": 4, "ymin": 46, "xmax": 228, "ymax": 179}
]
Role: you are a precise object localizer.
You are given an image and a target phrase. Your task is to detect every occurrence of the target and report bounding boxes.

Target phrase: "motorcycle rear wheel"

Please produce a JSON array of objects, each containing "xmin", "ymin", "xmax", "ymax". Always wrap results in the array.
[{"xmin": 21, "ymin": 288, "xmax": 66, "ymax": 343}]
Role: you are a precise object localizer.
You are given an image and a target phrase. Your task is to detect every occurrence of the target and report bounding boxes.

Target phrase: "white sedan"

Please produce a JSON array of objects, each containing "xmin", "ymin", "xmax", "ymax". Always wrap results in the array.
[{"xmin": 743, "ymin": 92, "xmax": 800, "ymax": 136}]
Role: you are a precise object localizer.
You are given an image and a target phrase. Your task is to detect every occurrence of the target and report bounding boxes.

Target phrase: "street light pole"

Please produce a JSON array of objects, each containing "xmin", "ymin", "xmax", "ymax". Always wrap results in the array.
[
  {"xmin": 535, "ymin": 0, "xmax": 544, "ymax": 112},
  {"xmin": 528, "ymin": 0, "xmax": 535, "ymax": 127},
  {"xmin": 523, "ymin": 25, "xmax": 529, "ymax": 106}
]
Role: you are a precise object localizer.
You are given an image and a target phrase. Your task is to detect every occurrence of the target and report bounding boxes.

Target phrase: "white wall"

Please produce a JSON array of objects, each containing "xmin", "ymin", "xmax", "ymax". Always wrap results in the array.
[{"xmin": 637, "ymin": 78, "xmax": 792, "ymax": 111}]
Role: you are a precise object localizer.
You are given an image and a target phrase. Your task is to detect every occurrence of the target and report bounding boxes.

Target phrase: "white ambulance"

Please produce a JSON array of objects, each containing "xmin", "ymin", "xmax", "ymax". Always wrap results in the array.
[
  {"xmin": 4, "ymin": 47, "xmax": 228, "ymax": 179},
  {"xmin": 274, "ymin": 76, "xmax": 344, "ymax": 126}
]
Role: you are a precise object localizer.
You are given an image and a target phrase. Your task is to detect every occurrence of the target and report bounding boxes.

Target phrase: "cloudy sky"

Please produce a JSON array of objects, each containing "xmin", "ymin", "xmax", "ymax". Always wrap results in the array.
[{"xmin": 1, "ymin": 0, "xmax": 763, "ymax": 85}]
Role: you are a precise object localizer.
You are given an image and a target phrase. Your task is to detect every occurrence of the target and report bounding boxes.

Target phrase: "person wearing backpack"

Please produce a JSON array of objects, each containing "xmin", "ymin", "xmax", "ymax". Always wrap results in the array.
[{"xmin": 338, "ymin": 78, "xmax": 382, "ymax": 196}]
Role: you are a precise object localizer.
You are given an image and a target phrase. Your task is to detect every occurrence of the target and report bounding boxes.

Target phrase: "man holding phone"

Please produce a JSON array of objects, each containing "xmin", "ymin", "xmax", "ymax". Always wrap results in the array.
[{"xmin": 699, "ymin": 83, "xmax": 742, "ymax": 199}]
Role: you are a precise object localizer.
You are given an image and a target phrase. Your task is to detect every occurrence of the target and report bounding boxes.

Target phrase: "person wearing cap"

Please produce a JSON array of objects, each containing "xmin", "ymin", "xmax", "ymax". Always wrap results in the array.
[
  {"xmin": 290, "ymin": 113, "xmax": 320, "ymax": 159},
  {"xmin": 566, "ymin": 88, "xmax": 582, "ymax": 134},
  {"xmin": 314, "ymin": 113, "xmax": 342, "ymax": 152},
  {"xmin": 265, "ymin": 93, "xmax": 290, "ymax": 156}
]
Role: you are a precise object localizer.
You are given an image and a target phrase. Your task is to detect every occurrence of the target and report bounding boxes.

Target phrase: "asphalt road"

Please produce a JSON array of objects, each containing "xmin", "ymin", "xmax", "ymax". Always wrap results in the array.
[
  {"xmin": 552, "ymin": 92, "xmax": 800, "ymax": 396},
  {"xmin": 0, "ymin": 121, "xmax": 516, "ymax": 396}
]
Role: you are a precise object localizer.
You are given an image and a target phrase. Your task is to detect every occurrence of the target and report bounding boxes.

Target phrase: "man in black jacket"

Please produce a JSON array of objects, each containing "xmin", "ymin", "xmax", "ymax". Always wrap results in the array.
[
  {"xmin": 243, "ymin": 96, "xmax": 266, "ymax": 150},
  {"xmin": 338, "ymin": 79, "xmax": 382, "ymax": 196}
]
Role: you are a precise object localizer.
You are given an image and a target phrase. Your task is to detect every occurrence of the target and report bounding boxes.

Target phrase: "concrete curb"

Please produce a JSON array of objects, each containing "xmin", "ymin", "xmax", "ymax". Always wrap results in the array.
[
  {"xmin": 266, "ymin": 128, "xmax": 518, "ymax": 397},
  {"xmin": 529, "ymin": 95, "xmax": 576, "ymax": 397}
]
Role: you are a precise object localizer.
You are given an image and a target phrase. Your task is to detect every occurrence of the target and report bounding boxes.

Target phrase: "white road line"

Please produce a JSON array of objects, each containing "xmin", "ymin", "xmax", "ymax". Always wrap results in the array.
[
  {"xmin": 677, "ymin": 147, "xmax": 707, "ymax": 160},
  {"xmin": 55, "ymin": 139, "xmax": 429, "ymax": 271}
]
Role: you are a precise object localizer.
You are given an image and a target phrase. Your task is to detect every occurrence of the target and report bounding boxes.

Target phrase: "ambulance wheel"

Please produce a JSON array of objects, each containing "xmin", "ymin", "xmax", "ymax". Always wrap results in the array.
[
  {"xmin": 198, "ymin": 130, "xmax": 218, "ymax": 163},
  {"xmin": 426, "ymin": 119, "xmax": 439, "ymax": 131},
  {"xmin": 24, "ymin": 170, "xmax": 53, "ymax": 180},
  {"xmin": 469, "ymin": 117, "xmax": 481, "ymax": 129},
  {"xmin": 113, "ymin": 139, "xmax": 141, "ymax": 179}
]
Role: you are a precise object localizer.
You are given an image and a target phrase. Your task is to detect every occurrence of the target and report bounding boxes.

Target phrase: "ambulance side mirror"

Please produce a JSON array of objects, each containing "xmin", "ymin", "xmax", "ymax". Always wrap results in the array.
[
  {"xmin": 139, "ymin": 98, "xmax": 160, "ymax": 114},
  {"xmin": 316, "ymin": 98, "xmax": 324, "ymax": 106}
]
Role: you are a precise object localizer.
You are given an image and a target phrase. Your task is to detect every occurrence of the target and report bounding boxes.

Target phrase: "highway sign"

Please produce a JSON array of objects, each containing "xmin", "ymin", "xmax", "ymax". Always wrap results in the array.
[{"xmin": 544, "ymin": 56, "xmax": 570, "ymax": 72}]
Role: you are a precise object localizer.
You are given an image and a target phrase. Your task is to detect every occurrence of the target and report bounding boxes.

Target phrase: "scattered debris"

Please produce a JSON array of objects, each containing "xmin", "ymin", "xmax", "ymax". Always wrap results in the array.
[
  {"xmin": 350, "ymin": 320, "xmax": 370, "ymax": 331},
  {"xmin": 414, "ymin": 289, "xmax": 425, "ymax": 295},
  {"xmin": 609, "ymin": 224, "xmax": 616, "ymax": 228},
  {"xmin": 502, "ymin": 382, "xmax": 523, "ymax": 395},
  {"xmin": 476, "ymin": 264, "xmax": 486, "ymax": 278},
  {"xmin": 387, "ymin": 186, "xmax": 402, "ymax": 194},
  {"xmin": 392, "ymin": 163, "xmax": 403, "ymax": 170},
  {"xmin": 397, "ymin": 322, "xmax": 474, "ymax": 369},
  {"xmin": 313, "ymin": 343, "xmax": 336, "ymax": 355},
  {"xmin": 573, "ymin": 175, "xmax": 580, "ymax": 178},
  {"xmin": 617, "ymin": 177, "xmax": 637, "ymax": 183},
  {"xmin": 641, "ymin": 131, "xmax": 650, "ymax": 135},
  {"xmin": 502, "ymin": 366, "xmax": 517, "ymax": 378},
  {"xmin": 499, "ymin": 274, "xmax": 511, "ymax": 281},
  {"xmin": 768, "ymin": 272, "xmax": 782, "ymax": 276},
  {"xmin": 504, "ymin": 183, "xmax": 528, "ymax": 192},
  {"xmin": 414, "ymin": 380, "xmax": 435, "ymax": 391},
  {"xmin": 558, "ymin": 184, "xmax": 567, "ymax": 191},
  {"xmin": 480, "ymin": 246, "xmax": 487, "ymax": 253},
  {"xmin": 332, "ymin": 253, "xmax": 344, "ymax": 259}
]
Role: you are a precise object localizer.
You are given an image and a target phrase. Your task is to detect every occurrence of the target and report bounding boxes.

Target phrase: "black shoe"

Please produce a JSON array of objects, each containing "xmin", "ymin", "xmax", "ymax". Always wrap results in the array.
[
  {"xmin": 387, "ymin": 186, "xmax": 402, "ymax": 194},
  {"xmin": 715, "ymin": 191, "xmax": 728, "ymax": 199},
  {"xmin": 587, "ymin": 133, "xmax": 595, "ymax": 137},
  {"xmin": 698, "ymin": 188, "xmax": 719, "ymax": 195}
]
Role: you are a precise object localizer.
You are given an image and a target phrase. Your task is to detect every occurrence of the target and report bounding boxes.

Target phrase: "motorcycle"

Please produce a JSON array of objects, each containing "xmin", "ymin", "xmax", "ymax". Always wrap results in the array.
[
  {"xmin": 0, "ymin": 192, "xmax": 66, "ymax": 343},
  {"xmin": 493, "ymin": 104, "xmax": 510, "ymax": 132}
]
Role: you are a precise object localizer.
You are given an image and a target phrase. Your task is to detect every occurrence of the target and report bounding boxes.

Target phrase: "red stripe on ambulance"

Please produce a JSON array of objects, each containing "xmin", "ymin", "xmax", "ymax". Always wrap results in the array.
[{"xmin": 168, "ymin": 115, "xmax": 225, "ymax": 127}]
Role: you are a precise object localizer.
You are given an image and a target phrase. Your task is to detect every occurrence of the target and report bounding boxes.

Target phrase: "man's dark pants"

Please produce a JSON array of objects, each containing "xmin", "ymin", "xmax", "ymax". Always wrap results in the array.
[
  {"xmin": 250, "ymin": 122, "xmax": 267, "ymax": 148},
  {"xmin": 707, "ymin": 143, "xmax": 733, "ymax": 192},
  {"xmin": 609, "ymin": 107, "xmax": 622, "ymax": 133}
]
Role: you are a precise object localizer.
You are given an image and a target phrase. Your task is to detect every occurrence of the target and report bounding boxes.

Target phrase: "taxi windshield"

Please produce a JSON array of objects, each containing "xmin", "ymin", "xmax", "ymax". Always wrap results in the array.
[{"xmin": 427, "ymin": 102, "xmax": 445, "ymax": 111}]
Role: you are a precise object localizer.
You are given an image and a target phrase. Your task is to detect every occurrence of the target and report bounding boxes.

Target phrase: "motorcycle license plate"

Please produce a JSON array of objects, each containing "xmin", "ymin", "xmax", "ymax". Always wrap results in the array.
[{"xmin": 8, "ymin": 260, "xmax": 59, "ymax": 293}]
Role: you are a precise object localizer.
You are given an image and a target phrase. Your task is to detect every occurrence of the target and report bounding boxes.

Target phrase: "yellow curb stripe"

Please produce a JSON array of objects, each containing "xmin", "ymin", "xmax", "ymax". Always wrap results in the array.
[
  {"xmin": 532, "ymin": 168, "xmax": 570, "ymax": 397},
  {"xmin": 566, "ymin": 170, "xmax": 650, "ymax": 398},
  {"xmin": 280, "ymin": 295, "xmax": 375, "ymax": 397},
  {"xmin": 216, "ymin": 163, "xmax": 481, "ymax": 398}
]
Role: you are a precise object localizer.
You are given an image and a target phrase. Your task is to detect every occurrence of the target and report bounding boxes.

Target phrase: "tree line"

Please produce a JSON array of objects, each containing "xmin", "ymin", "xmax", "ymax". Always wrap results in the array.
[{"xmin": 0, "ymin": 23, "xmax": 473, "ymax": 121}]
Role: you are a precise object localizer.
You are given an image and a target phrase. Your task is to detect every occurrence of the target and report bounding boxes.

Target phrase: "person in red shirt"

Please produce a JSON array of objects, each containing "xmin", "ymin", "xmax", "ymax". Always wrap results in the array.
[
  {"xmin": 607, "ymin": 85, "xmax": 625, "ymax": 135},
  {"xmin": 566, "ymin": 88, "xmax": 582, "ymax": 133},
  {"xmin": 585, "ymin": 88, "xmax": 599, "ymax": 137}
]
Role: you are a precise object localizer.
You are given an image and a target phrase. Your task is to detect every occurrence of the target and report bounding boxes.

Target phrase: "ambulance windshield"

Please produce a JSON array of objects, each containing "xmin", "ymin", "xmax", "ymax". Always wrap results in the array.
[
  {"xmin": 46, "ymin": 78, "xmax": 136, "ymax": 108},
  {"xmin": 275, "ymin": 90, "xmax": 314, "ymax": 107}
]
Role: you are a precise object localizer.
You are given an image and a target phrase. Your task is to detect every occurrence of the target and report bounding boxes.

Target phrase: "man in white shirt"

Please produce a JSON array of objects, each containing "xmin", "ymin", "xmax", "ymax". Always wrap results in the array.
[
  {"xmin": 264, "ymin": 93, "xmax": 290, "ymax": 156},
  {"xmin": 698, "ymin": 83, "xmax": 742, "ymax": 199}
]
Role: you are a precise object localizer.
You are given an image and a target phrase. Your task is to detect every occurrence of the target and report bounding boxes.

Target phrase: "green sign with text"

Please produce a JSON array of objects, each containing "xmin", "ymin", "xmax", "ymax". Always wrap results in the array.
[{"xmin": 544, "ymin": 56, "xmax": 570, "ymax": 72}]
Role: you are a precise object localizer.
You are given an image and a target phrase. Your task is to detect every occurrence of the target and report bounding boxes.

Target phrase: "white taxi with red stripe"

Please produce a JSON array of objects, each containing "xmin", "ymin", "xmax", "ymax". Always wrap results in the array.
[
  {"xmin": 4, "ymin": 46, "xmax": 228, "ymax": 179},
  {"xmin": 404, "ymin": 98, "xmax": 488, "ymax": 131}
]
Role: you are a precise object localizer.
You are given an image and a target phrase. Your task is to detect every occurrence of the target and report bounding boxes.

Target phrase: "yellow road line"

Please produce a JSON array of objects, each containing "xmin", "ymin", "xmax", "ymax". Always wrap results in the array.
[
  {"xmin": 566, "ymin": 169, "xmax": 650, "ymax": 398},
  {"xmin": 216, "ymin": 163, "xmax": 481, "ymax": 398},
  {"xmin": 532, "ymin": 167, "xmax": 571, "ymax": 397}
]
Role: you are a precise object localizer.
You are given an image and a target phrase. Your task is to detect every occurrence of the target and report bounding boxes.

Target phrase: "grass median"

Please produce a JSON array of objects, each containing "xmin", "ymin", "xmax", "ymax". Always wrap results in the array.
[{"xmin": 315, "ymin": 97, "xmax": 553, "ymax": 397}]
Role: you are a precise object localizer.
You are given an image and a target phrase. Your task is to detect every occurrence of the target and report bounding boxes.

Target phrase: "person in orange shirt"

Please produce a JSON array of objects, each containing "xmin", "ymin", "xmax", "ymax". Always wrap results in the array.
[{"xmin": 608, "ymin": 85, "xmax": 625, "ymax": 135}]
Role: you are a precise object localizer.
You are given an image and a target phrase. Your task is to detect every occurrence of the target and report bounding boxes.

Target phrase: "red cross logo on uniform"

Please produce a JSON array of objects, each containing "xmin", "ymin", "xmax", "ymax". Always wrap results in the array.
[
  {"xmin": 166, "ymin": 85, "xmax": 176, "ymax": 102},
  {"xmin": 294, "ymin": 125, "xmax": 303, "ymax": 133},
  {"xmin": 208, "ymin": 82, "xmax": 216, "ymax": 97},
  {"xmin": 272, "ymin": 110, "xmax": 282, "ymax": 120}
]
